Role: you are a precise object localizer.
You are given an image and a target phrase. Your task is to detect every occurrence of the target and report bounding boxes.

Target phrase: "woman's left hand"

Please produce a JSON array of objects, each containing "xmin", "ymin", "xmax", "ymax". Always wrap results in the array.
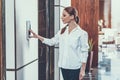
[{"xmin": 79, "ymin": 69, "xmax": 85, "ymax": 80}]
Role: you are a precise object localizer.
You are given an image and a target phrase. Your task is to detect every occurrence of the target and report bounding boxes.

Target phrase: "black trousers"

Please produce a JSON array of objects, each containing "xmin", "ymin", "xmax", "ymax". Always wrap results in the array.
[{"xmin": 61, "ymin": 68, "xmax": 80, "ymax": 80}]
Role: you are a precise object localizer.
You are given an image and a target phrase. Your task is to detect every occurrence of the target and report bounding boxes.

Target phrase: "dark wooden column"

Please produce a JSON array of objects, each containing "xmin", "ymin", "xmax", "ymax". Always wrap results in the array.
[
  {"xmin": 0, "ymin": 0, "xmax": 3, "ymax": 79},
  {"xmin": 72, "ymin": 0, "xmax": 99, "ymax": 70},
  {"xmin": 38, "ymin": 0, "xmax": 54, "ymax": 80},
  {"xmin": 0, "ymin": 0, "xmax": 6, "ymax": 79},
  {"xmin": 0, "ymin": 0, "xmax": 2, "ymax": 78}
]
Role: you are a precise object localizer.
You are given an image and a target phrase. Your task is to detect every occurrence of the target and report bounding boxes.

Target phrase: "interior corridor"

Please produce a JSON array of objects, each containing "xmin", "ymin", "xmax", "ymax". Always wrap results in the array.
[{"xmin": 83, "ymin": 44, "xmax": 120, "ymax": 80}]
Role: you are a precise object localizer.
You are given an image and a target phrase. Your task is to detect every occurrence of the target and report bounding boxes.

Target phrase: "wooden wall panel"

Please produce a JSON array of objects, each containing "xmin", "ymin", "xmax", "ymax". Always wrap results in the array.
[{"xmin": 72, "ymin": 0, "xmax": 99, "ymax": 69}]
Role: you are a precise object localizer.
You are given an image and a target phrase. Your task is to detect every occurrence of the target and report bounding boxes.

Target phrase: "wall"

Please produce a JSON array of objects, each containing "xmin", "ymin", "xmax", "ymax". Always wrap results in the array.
[
  {"xmin": 104, "ymin": 0, "xmax": 111, "ymax": 28},
  {"xmin": 54, "ymin": 0, "xmax": 71, "ymax": 80},
  {"xmin": 111, "ymin": 0, "xmax": 120, "ymax": 32},
  {"xmin": 5, "ymin": 0, "xmax": 38, "ymax": 80}
]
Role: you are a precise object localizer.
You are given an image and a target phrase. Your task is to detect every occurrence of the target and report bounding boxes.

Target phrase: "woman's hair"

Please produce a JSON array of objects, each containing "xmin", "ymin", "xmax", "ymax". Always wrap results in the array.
[
  {"xmin": 64, "ymin": 6, "xmax": 79, "ymax": 24},
  {"xmin": 60, "ymin": 24, "xmax": 68, "ymax": 34},
  {"xmin": 61, "ymin": 6, "xmax": 79, "ymax": 34}
]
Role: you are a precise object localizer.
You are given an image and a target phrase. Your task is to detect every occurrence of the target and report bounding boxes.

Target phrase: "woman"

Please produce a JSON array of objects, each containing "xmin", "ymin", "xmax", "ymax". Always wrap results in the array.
[{"xmin": 30, "ymin": 6, "xmax": 89, "ymax": 80}]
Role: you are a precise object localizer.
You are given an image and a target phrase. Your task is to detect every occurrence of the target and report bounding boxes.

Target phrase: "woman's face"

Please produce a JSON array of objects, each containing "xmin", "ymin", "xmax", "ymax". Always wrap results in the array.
[{"xmin": 61, "ymin": 10, "xmax": 74, "ymax": 24}]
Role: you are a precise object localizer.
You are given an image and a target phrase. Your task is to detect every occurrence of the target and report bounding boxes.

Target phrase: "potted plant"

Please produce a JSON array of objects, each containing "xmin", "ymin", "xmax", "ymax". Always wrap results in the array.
[
  {"xmin": 88, "ymin": 38, "xmax": 95, "ymax": 52},
  {"xmin": 88, "ymin": 38, "xmax": 95, "ymax": 74}
]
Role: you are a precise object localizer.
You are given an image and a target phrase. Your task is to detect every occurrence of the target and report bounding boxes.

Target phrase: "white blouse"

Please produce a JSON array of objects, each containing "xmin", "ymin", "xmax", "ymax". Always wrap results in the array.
[{"xmin": 42, "ymin": 25, "xmax": 89, "ymax": 69}]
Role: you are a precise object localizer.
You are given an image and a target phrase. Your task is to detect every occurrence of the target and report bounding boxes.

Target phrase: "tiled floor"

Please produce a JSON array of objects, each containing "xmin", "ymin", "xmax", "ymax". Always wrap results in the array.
[{"xmin": 84, "ymin": 44, "xmax": 120, "ymax": 80}]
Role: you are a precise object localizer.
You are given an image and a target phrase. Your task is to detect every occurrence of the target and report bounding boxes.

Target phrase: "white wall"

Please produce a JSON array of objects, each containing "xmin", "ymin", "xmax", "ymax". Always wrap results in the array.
[
  {"xmin": 111, "ymin": 0, "xmax": 120, "ymax": 32},
  {"xmin": 54, "ymin": 0, "xmax": 71, "ymax": 80},
  {"xmin": 15, "ymin": 0, "xmax": 38, "ymax": 69},
  {"xmin": 5, "ymin": 0, "xmax": 15, "ymax": 79},
  {"xmin": 5, "ymin": 0, "xmax": 38, "ymax": 80},
  {"xmin": 5, "ymin": 0, "xmax": 15, "ymax": 69}
]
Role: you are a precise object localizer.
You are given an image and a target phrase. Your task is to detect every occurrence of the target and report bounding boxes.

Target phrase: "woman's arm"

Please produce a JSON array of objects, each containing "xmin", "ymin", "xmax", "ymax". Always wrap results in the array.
[
  {"xmin": 29, "ymin": 29, "xmax": 60, "ymax": 46},
  {"xmin": 79, "ymin": 63, "xmax": 86, "ymax": 80},
  {"xmin": 79, "ymin": 31, "xmax": 89, "ymax": 80}
]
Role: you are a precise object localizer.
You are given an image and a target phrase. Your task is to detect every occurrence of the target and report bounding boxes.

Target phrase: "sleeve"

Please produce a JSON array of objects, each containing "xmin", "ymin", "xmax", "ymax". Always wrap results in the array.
[
  {"xmin": 42, "ymin": 31, "xmax": 60, "ymax": 46},
  {"xmin": 80, "ymin": 31, "xmax": 89, "ymax": 63}
]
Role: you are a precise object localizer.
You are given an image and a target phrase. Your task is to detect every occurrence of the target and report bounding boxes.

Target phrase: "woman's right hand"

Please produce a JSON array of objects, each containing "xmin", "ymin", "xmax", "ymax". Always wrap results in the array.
[
  {"xmin": 29, "ymin": 29, "xmax": 38, "ymax": 38},
  {"xmin": 29, "ymin": 29, "xmax": 44, "ymax": 42}
]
